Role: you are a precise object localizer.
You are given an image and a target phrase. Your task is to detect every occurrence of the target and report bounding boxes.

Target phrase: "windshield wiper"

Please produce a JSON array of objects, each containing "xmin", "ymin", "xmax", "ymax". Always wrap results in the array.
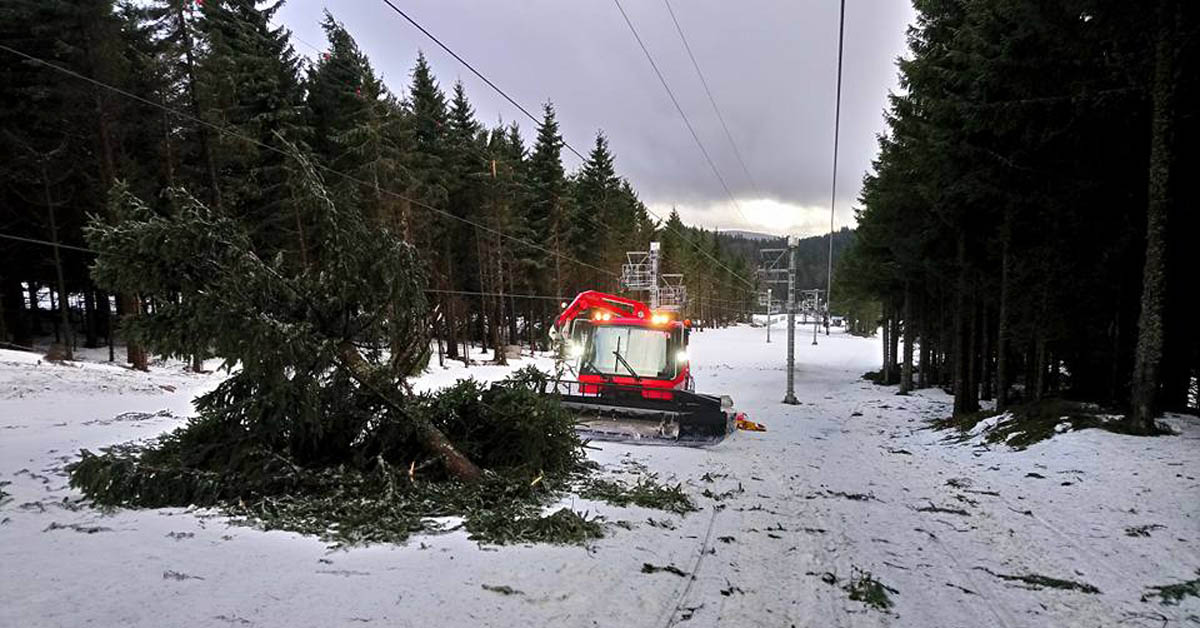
[
  {"xmin": 580, "ymin": 354, "xmax": 612, "ymax": 383},
  {"xmin": 612, "ymin": 337, "xmax": 641, "ymax": 382}
]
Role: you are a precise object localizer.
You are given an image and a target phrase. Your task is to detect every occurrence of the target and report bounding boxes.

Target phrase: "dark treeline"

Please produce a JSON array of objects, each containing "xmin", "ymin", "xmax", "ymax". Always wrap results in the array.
[
  {"xmin": 835, "ymin": 0, "xmax": 1199, "ymax": 429},
  {"xmin": 0, "ymin": 0, "xmax": 760, "ymax": 367},
  {"xmin": 718, "ymin": 228, "xmax": 856, "ymax": 293}
]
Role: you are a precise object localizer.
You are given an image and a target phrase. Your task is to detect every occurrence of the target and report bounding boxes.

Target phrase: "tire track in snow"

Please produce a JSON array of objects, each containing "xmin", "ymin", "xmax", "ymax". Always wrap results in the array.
[{"xmin": 660, "ymin": 505, "xmax": 720, "ymax": 628}]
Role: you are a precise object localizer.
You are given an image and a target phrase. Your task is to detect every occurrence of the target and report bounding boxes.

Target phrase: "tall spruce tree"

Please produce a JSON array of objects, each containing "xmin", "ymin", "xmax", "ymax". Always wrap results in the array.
[
  {"xmin": 526, "ymin": 102, "xmax": 568, "ymax": 330},
  {"xmin": 196, "ymin": 0, "xmax": 308, "ymax": 252},
  {"xmin": 306, "ymin": 11, "xmax": 410, "ymax": 229},
  {"xmin": 569, "ymin": 132, "xmax": 619, "ymax": 292}
]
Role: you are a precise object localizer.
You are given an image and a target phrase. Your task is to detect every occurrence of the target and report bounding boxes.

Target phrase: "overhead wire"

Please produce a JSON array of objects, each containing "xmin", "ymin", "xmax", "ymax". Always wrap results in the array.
[
  {"xmin": 826, "ymin": 0, "xmax": 846, "ymax": 318},
  {"xmin": 661, "ymin": 0, "xmax": 763, "ymax": 200},
  {"xmin": 376, "ymin": 0, "xmax": 758, "ymax": 293},
  {"xmin": 0, "ymin": 42, "xmax": 617, "ymax": 281},
  {"xmin": 0, "ymin": 232, "xmax": 753, "ymax": 315},
  {"xmin": 294, "ymin": 28, "xmax": 680, "ymax": 296},
  {"xmin": 378, "ymin": 0, "xmax": 585, "ymax": 163},
  {"xmin": 611, "ymin": 0, "xmax": 751, "ymax": 230}
]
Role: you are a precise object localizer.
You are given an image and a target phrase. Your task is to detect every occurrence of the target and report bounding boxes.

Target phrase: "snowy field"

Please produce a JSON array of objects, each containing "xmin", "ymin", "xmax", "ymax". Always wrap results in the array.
[{"xmin": 1, "ymin": 326, "xmax": 1197, "ymax": 627}]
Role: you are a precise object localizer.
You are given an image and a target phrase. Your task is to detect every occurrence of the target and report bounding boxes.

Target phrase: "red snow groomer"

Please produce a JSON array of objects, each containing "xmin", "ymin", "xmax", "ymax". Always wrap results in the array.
[{"xmin": 549, "ymin": 290, "xmax": 744, "ymax": 445}]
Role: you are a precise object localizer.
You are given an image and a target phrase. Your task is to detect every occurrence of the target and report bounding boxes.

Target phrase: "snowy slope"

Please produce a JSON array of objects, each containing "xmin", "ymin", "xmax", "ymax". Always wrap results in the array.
[{"xmin": 1, "ymin": 329, "xmax": 1196, "ymax": 627}]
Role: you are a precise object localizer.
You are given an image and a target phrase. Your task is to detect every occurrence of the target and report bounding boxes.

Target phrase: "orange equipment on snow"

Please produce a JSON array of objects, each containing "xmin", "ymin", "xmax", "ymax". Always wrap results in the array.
[{"xmin": 735, "ymin": 414, "xmax": 767, "ymax": 432}]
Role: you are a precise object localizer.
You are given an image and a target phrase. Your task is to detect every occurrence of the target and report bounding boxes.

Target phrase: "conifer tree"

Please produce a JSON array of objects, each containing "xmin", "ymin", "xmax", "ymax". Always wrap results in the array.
[
  {"xmin": 306, "ymin": 11, "xmax": 410, "ymax": 230},
  {"xmin": 404, "ymin": 54, "xmax": 458, "ymax": 359},
  {"xmin": 570, "ymin": 132, "xmax": 619, "ymax": 290},
  {"xmin": 196, "ymin": 0, "xmax": 308, "ymax": 251},
  {"xmin": 525, "ymin": 103, "xmax": 569, "ymax": 334}
]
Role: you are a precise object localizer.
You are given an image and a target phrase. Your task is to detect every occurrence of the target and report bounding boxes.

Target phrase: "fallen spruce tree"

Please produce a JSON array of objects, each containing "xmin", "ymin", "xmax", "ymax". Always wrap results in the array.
[{"xmin": 69, "ymin": 150, "xmax": 689, "ymax": 545}]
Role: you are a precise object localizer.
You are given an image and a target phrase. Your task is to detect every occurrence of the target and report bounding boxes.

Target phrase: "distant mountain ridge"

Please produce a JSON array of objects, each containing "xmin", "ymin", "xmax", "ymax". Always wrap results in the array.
[
  {"xmin": 714, "ymin": 227, "xmax": 856, "ymax": 292},
  {"xmin": 717, "ymin": 229, "xmax": 780, "ymax": 240}
]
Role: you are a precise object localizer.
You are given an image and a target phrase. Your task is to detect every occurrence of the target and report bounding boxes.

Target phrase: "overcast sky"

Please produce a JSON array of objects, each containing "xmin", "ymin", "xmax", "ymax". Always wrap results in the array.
[{"xmin": 276, "ymin": 1, "xmax": 916, "ymax": 237}]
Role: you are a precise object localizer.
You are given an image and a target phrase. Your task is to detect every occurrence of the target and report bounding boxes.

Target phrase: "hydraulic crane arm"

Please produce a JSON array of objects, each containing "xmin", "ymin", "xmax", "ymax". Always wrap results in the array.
[{"xmin": 554, "ymin": 290, "xmax": 652, "ymax": 331}]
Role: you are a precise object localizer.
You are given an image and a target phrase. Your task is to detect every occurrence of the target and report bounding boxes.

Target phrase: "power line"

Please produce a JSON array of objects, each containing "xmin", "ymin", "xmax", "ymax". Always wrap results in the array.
[
  {"xmin": 611, "ymin": 0, "xmax": 751, "ymax": 230},
  {"xmin": 295, "ymin": 21, "xmax": 681, "ymax": 297},
  {"xmin": 662, "ymin": 0, "xmax": 763, "ymax": 199},
  {"xmin": 0, "ymin": 232, "xmax": 99, "ymax": 255},
  {"xmin": 289, "ymin": 30, "xmax": 640, "ymax": 270},
  {"xmin": 0, "ymin": 42, "xmax": 616, "ymax": 281},
  {"xmin": 428, "ymin": 287, "xmax": 747, "ymax": 314},
  {"xmin": 377, "ymin": 0, "xmax": 585, "ymax": 163},
  {"xmin": 0, "ymin": 232, "xmax": 753, "ymax": 314},
  {"xmin": 826, "ymin": 0, "xmax": 846, "ymax": 327},
  {"xmin": 374, "ymin": 0, "xmax": 758, "ymax": 292}
]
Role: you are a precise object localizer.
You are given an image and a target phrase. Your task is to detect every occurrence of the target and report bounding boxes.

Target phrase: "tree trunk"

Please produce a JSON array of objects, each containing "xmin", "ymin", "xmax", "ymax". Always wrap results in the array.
[
  {"xmin": 938, "ymin": 283, "xmax": 949, "ymax": 387},
  {"xmin": 433, "ymin": 305, "xmax": 445, "ymax": 368},
  {"xmin": 1109, "ymin": 305, "xmax": 1124, "ymax": 405},
  {"xmin": 966, "ymin": 292, "xmax": 979, "ymax": 411},
  {"xmin": 507, "ymin": 274, "xmax": 519, "ymax": 349},
  {"xmin": 900, "ymin": 284, "xmax": 914, "ymax": 394},
  {"xmin": 28, "ymin": 281, "xmax": 43, "ymax": 336},
  {"xmin": 50, "ymin": 288, "xmax": 60, "ymax": 344},
  {"xmin": 1035, "ymin": 332, "xmax": 1048, "ymax": 401},
  {"xmin": 100, "ymin": 291, "xmax": 114, "ymax": 362},
  {"xmin": 980, "ymin": 301, "xmax": 993, "ymax": 401},
  {"xmin": 1048, "ymin": 352, "xmax": 1061, "ymax": 392},
  {"xmin": 2, "ymin": 278, "xmax": 31, "ymax": 347},
  {"xmin": 889, "ymin": 313, "xmax": 900, "ymax": 384},
  {"xmin": 443, "ymin": 296, "xmax": 460, "ymax": 361},
  {"xmin": 337, "ymin": 342, "xmax": 481, "ymax": 482},
  {"xmin": 121, "ymin": 293, "xmax": 148, "ymax": 371},
  {"xmin": 996, "ymin": 239, "xmax": 1011, "ymax": 409},
  {"xmin": 918, "ymin": 297, "xmax": 931, "ymax": 389},
  {"xmin": 881, "ymin": 302, "xmax": 891, "ymax": 380},
  {"xmin": 490, "ymin": 263, "xmax": 507, "ymax": 366},
  {"xmin": 176, "ymin": 5, "xmax": 222, "ymax": 210},
  {"xmin": 1129, "ymin": 0, "xmax": 1182, "ymax": 432},
  {"xmin": 953, "ymin": 232, "xmax": 975, "ymax": 414},
  {"xmin": 83, "ymin": 289, "xmax": 98, "ymax": 348},
  {"xmin": 44, "ymin": 165, "xmax": 73, "ymax": 360}
]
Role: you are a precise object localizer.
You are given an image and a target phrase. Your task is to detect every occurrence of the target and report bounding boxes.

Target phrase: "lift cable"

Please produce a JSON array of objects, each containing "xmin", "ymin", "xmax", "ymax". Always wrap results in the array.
[
  {"xmin": 662, "ymin": 0, "xmax": 763, "ymax": 199},
  {"xmin": 825, "ymin": 0, "xmax": 846, "ymax": 321},
  {"xmin": 377, "ymin": 0, "xmax": 758, "ymax": 292},
  {"xmin": 0, "ymin": 43, "xmax": 616, "ymax": 280},
  {"xmin": 0, "ymin": 233, "xmax": 753, "ymax": 316},
  {"xmin": 611, "ymin": 0, "xmax": 752, "ymax": 230}
]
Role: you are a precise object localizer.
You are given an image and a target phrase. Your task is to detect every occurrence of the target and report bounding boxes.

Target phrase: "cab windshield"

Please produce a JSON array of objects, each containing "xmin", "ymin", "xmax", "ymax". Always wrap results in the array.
[{"xmin": 584, "ymin": 325, "xmax": 670, "ymax": 378}]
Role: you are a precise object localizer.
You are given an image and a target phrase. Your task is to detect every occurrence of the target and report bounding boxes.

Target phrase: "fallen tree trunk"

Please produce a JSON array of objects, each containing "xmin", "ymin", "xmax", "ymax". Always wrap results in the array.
[{"xmin": 337, "ymin": 342, "xmax": 482, "ymax": 483}]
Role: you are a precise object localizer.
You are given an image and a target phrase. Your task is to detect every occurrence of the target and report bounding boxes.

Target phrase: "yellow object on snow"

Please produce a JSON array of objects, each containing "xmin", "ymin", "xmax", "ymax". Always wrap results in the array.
[{"xmin": 736, "ymin": 416, "xmax": 766, "ymax": 432}]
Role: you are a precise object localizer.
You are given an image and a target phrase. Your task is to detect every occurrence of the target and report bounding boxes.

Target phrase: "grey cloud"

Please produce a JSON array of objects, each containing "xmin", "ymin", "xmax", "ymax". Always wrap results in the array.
[{"xmin": 278, "ymin": 0, "xmax": 915, "ymax": 235}]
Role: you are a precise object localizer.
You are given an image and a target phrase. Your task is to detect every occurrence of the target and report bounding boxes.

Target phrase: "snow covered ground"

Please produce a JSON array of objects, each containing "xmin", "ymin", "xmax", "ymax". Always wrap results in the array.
[{"xmin": 1, "ymin": 327, "xmax": 1197, "ymax": 627}]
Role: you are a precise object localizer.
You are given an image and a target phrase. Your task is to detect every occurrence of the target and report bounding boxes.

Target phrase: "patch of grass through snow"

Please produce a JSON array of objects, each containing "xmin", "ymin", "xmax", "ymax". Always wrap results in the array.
[
  {"xmin": 915, "ymin": 503, "xmax": 970, "ymax": 516},
  {"xmin": 1125, "ymin": 524, "xmax": 1165, "ymax": 537},
  {"xmin": 860, "ymin": 370, "xmax": 898, "ymax": 386},
  {"xmin": 842, "ymin": 568, "xmax": 898, "ymax": 611},
  {"xmin": 929, "ymin": 399, "xmax": 1170, "ymax": 450},
  {"xmin": 481, "ymin": 584, "xmax": 523, "ymax": 596},
  {"xmin": 642, "ymin": 563, "xmax": 688, "ymax": 577},
  {"xmin": 975, "ymin": 567, "xmax": 1100, "ymax": 594},
  {"xmin": 1142, "ymin": 570, "xmax": 1200, "ymax": 606}
]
